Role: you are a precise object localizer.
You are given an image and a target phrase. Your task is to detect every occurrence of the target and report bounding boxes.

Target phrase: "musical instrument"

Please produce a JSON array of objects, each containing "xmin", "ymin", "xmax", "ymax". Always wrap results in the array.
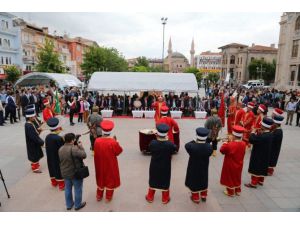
[{"xmin": 133, "ymin": 100, "xmax": 142, "ymax": 109}]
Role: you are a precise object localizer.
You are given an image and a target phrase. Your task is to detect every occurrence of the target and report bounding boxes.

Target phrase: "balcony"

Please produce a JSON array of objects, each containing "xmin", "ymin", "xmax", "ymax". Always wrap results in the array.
[
  {"xmin": 0, "ymin": 46, "xmax": 18, "ymax": 53},
  {"xmin": 22, "ymin": 56, "xmax": 35, "ymax": 64},
  {"xmin": 0, "ymin": 27, "xmax": 18, "ymax": 36}
]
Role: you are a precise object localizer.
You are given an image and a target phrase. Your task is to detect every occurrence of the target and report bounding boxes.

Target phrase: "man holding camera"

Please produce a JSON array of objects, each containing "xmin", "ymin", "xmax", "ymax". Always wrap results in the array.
[{"xmin": 59, "ymin": 133, "xmax": 87, "ymax": 211}]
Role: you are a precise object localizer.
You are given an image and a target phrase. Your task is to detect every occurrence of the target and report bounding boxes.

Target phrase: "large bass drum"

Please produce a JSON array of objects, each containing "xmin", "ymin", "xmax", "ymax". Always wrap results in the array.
[{"xmin": 133, "ymin": 100, "xmax": 142, "ymax": 108}]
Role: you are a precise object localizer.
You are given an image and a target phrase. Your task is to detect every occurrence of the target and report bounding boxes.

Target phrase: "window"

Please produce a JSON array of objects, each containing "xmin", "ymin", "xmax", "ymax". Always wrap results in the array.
[
  {"xmin": 295, "ymin": 16, "xmax": 300, "ymax": 31},
  {"xmin": 77, "ymin": 45, "xmax": 81, "ymax": 51},
  {"xmin": 237, "ymin": 57, "xmax": 239, "ymax": 64},
  {"xmin": 5, "ymin": 57, "xmax": 8, "ymax": 64},
  {"xmin": 292, "ymin": 40, "xmax": 299, "ymax": 57},
  {"xmin": 240, "ymin": 57, "xmax": 242, "ymax": 64},
  {"xmin": 1, "ymin": 56, "xmax": 3, "ymax": 64},
  {"xmin": 230, "ymin": 55, "xmax": 235, "ymax": 64},
  {"xmin": 7, "ymin": 39, "xmax": 10, "ymax": 47},
  {"xmin": 9, "ymin": 57, "xmax": 11, "ymax": 64}
]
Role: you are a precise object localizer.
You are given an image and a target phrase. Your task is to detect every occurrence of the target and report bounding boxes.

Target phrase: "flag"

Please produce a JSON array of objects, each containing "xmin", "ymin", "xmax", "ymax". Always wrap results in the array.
[{"xmin": 54, "ymin": 91, "xmax": 61, "ymax": 114}]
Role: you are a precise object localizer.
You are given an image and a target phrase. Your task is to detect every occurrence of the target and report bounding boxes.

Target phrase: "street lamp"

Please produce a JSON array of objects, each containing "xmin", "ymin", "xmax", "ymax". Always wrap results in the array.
[{"xmin": 161, "ymin": 17, "xmax": 168, "ymax": 71}]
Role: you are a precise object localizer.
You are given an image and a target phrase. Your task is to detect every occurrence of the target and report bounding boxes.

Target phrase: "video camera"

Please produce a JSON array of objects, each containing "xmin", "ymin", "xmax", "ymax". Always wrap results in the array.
[{"xmin": 74, "ymin": 134, "xmax": 81, "ymax": 145}]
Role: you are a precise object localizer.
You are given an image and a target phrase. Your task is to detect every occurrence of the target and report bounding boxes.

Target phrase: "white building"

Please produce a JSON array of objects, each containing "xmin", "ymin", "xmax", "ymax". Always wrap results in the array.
[
  {"xmin": 195, "ymin": 51, "xmax": 222, "ymax": 76},
  {"xmin": 275, "ymin": 12, "xmax": 300, "ymax": 89}
]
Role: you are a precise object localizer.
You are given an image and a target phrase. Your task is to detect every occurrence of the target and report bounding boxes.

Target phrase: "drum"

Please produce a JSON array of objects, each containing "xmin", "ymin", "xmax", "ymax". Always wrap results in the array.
[
  {"xmin": 139, "ymin": 129, "xmax": 156, "ymax": 153},
  {"xmin": 133, "ymin": 100, "xmax": 142, "ymax": 109},
  {"xmin": 139, "ymin": 129, "xmax": 180, "ymax": 153}
]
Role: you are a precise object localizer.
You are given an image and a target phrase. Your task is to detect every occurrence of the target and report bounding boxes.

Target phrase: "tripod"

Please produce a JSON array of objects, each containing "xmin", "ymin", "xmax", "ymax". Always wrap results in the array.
[{"xmin": 0, "ymin": 169, "xmax": 10, "ymax": 207}]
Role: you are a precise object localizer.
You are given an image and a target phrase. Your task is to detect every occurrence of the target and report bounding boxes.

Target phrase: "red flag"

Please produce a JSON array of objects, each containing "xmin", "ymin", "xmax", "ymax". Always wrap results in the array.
[{"xmin": 218, "ymin": 92, "xmax": 225, "ymax": 127}]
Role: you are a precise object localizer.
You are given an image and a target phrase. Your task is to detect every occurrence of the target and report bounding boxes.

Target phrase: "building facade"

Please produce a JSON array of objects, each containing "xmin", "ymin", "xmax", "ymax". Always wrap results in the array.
[
  {"xmin": 195, "ymin": 51, "xmax": 222, "ymax": 76},
  {"xmin": 219, "ymin": 43, "xmax": 277, "ymax": 84},
  {"xmin": 275, "ymin": 12, "xmax": 300, "ymax": 89},
  {"xmin": 0, "ymin": 12, "xmax": 22, "ymax": 79}
]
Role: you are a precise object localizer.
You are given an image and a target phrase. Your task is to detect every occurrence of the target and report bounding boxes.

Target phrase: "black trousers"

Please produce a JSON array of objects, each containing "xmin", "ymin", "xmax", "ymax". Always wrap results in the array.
[
  {"xmin": 296, "ymin": 113, "xmax": 300, "ymax": 126},
  {"xmin": 0, "ymin": 111, "xmax": 4, "ymax": 125},
  {"xmin": 78, "ymin": 113, "xmax": 83, "ymax": 122},
  {"xmin": 69, "ymin": 109, "xmax": 75, "ymax": 124}
]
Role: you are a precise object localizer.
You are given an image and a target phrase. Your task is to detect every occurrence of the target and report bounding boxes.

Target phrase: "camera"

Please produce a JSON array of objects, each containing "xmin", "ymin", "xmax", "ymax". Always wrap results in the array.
[{"xmin": 74, "ymin": 134, "xmax": 81, "ymax": 145}]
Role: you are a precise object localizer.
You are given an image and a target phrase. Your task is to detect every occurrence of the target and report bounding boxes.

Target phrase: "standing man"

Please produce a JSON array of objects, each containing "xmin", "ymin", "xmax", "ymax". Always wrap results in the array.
[
  {"xmin": 20, "ymin": 89, "xmax": 29, "ymax": 117},
  {"xmin": 244, "ymin": 117, "xmax": 274, "ymax": 188},
  {"xmin": 5, "ymin": 91, "xmax": 17, "ymax": 124},
  {"xmin": 145, "ymin": 123, "xmax": 177, "ymax": 204},
  {"xmin": 59, "ymin": 133, "xmax": 87, "ymax": 211},
  {"xmin": 252, "ymin": 104, "xmax": 266, "ymax": 131},
  {"xmin": 152, "ymin": 95, "xmax": 166, "ymax": 123},
  {"xmin": 241, "ymin": 102, "xmax": 255, "ymax": 148},
  {"xmin": 94, "ymin": 120, "xmax": 123, "ymax": 202},
  {"xmin": 42, "ymin": 98, "xmax": 54, "ymax": 123},
  {"xmin": 295, "ymin": 99, "xmax": 300, "ymax": 127},
  {"xmin": 268, "ymin": 115, "xmax": 284, "ymax": 176},
  {"xmin": 68, "ymin": 96, "xmax": 76, "ymax": 126},
  {"xmin": 285, "ymin": 97, "xmax": 297, "ymax": 125},
  {"xmin": 45, "ymin": 117, "xmax": 65, "ymax": 190},
  {"xmin": 87, "ymin": 106, "xmax": 103, "ymax": 153},
  {"xmin": 24, "ymin": 108, "xmax": 44, "ymax": 173},
  {"xmin": 234, "ymin": 102, "xmax": 245, "ymax": 126},
  {"xmin": 185, "ymin": 128, "xmax": 213, "ymax": 203},
  {"xmin": 204, "ymin": 108, "xmax": 222, "ymax": 157},
  {"xmin": 220, "ymin": 126, "xmax": 246, "ymax": 197},
  {"xmin": 157, "ymin": 106, "xmax": 180, "ymax": 145},
  {"xmin": 227, "ymin": 96, "xmax": 236, "ymax": 134}
]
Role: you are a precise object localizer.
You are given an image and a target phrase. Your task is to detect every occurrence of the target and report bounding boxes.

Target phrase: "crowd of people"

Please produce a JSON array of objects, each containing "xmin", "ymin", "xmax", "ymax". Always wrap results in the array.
[{"xmin": 1, "ymin": 80, "xmax": 300, "ymax": 210}]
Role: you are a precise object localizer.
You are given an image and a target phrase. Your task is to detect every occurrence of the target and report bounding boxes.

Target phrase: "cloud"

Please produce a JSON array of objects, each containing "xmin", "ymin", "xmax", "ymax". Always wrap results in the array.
[{"xmin": 13, "ymin": 12, "xmax": 281, "ymax": 59}]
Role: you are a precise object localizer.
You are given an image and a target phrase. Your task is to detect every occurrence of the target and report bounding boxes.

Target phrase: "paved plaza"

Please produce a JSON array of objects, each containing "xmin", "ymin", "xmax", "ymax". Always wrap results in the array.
[{"xmin": 0, "ymin": 109, "xmax": 300, "ymax": 212}]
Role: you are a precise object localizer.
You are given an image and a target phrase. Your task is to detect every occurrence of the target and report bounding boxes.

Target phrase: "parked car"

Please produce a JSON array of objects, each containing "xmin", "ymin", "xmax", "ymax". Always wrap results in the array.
[{"xmin": 242, "ymin": 80, "xmax": 264, "ymax": 89}]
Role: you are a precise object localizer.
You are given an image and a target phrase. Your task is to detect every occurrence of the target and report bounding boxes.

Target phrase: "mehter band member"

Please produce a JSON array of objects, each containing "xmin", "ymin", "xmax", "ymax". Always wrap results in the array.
[
  {"xmin": 24, "ymin": 108, "xmax": 44, "ymax": 173},
  {"xmin": 245, "ymin": 117, "xmax": 274, "ymax": 188},
  {"xmin": 220, "ymin": 125, "xmax": 246, "ymax": 197},
  {"xmin": 185, "ymin": 127, "xmax": 213, "ymax": 203},
  {"xmin": 146, "ymin": 123, "xmax": 177, "ymax": 204},
  {"xmin": 94, "ymin": 120, "xmax": 123, "ymax": 202},
  {"xmin": 45, "ymin": 117, "xmax": 65, "ymax": 190},
  {"xmin": 268, "ymin": 115, "xmax": 284, "ymax": 176},
  {"xmin": 157, "ymin": 106, "xmax": 179, "ymax": 145}
]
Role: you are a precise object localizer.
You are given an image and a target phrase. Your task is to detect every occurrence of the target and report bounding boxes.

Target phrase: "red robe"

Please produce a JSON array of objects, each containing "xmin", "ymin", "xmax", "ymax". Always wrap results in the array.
[
  {"xmin": 157, "ymin": 116, "xmax": 179, "ymax": 144},
  {"xmin": 234, "ymin": 109, "xmax": 245, "ymax": 126},
  {"xmin": 220, "ymin": 140, "xmax": 246, "ymax": 188},
  {"xmin": 43, "ymin": 107, "xmax": 54, "ymax": 122},
  {"xmin": 94, "ymin": 137, "xmax": 123, "ymax": 189},
  {"xmin": 227, "ymin": 105, "xmax": 236, "ymax": 134},
  {"xmin": 241, "ymin": 111, "xmax": 255, "ymax": 145},
  {"xmin": 218, "ymin": 93, "xmax": 225, "ymax": 127},
  {"xmin": 152, "ymin": 101, "xmax": 166, "ymax": 123},
  {"xmin": 252, "ymin": 114, "xmax": 263, "ymax": 130}
]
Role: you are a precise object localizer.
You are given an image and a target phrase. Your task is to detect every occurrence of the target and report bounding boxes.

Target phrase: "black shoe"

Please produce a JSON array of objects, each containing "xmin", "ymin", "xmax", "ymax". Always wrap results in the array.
[
  {"xmin": 75, "ymin": 202, "xmax": 86, "ymax": 211},
  {"xmin": 67, "ymin": 203, "xmax": 74, "ymax": 210},
  {"xmin": 201, "ymin": 197, "xmax": 207, "ymax": 202},
  {"xmin": 244, "ymin": 183, "xmax": 257, "ymax": 188},
  {"xmin": 70, "ymin": 123, "xmax": 75, "ymax": 126}
]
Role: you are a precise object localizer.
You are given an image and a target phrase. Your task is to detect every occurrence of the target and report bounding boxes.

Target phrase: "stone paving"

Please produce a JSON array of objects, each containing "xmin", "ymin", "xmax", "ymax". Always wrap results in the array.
[{"xmin": 0, "ymin": 105, "xmax": 300, "ymax": 211}]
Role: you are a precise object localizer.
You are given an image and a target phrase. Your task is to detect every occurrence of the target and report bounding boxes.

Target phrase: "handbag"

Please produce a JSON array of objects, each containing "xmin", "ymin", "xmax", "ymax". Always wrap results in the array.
[{"xmin": 70, "ymin": 147, "xmax": 89, "ymax": 179}]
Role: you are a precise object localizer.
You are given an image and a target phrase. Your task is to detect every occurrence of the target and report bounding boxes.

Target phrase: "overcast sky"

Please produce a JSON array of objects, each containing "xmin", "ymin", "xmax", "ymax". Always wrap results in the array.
[{"xmin": 13, "ymin": 12, "xmax": 281, "ymax": 59}]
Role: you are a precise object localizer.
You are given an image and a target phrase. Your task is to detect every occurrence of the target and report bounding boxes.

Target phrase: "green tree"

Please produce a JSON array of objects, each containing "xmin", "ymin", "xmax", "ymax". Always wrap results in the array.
[
  {"xmin": 81, "ymin": 46, "xmax": 128, "ymax": 79},
  {"xmin": 207, "ymin": 72, "xmax": 219, "ymax": 84},
  {"xmin": 4, "ymin": 65, "xmax": 21, "ymax": 83},
  {"xmin": 149, "ymin": 66, "xmax": 164, "ymax": 72},
  {"xmin": 135, "ymin": 56, "xmax": 149, "ymax": 67},
  {"xmin": 35, "ymin": 38, "xmax": 65, "ymax": 73},
  {"xmin": 248, "ymin": 59, "xmax": 276, "ymax": 82},
  {"xmin": 184, "ymin": 67, "xmax": 199, "ymax": 75},
  {"xmin": 132, "ymin": 65, "xmax": 149, "ymax": 72}
]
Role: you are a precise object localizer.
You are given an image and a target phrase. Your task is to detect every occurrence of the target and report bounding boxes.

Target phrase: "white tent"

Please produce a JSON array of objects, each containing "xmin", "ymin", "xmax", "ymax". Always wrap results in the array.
[
  {"xmin": 14, "ymin": 72, "xmax": 82, "ymax": 89},
  {"xmin": 87, "ymin": 72, "xmax": 198, "ymax": 92}
]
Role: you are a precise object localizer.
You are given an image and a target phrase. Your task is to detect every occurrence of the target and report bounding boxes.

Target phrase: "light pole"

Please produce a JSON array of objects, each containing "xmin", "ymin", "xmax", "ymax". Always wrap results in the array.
[
  {"xmin": 256, "ymin": 64, "xmax": 265, "ymax": 80},
  {"xmin": 161, "ymin": 17, "xmax": 167, "ymax": 71}
]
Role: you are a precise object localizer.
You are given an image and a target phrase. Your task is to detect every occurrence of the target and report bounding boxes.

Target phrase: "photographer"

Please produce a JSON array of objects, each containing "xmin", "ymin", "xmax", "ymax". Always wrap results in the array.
[{"xmin": 59, "ymin": 133, "xmax": 87, "ymax": 211}]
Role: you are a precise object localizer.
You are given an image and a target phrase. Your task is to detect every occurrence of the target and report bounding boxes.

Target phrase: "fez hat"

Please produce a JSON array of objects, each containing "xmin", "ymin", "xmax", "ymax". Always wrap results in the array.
[
  {"xmin": 161, "ymin": 106, "xmax": 169, "ymax": 115},
  {"xmin": 156, "ymin": 123, "xmax": 169, "ymax": 137},
  {"xmin": 25, "ymin": 109, "xmax": 36, "ymax": 118},
  {"xmin": 273, "ymin": 108, "xmax": 284, "ymax": 116},
  {"xmin": 43, "ymin": 98, "xmax": 50, "ymax": 105},
  {"xmin": 247, "ymin": 102, "xmax": 255, "ymax": 109},
  {"xmin": 258, "ymin": 104, "xmax": 266, "ymax": 112},
  {"xmin": 273, "ymin": 115, "xmax": 284, "ymax": 124},
  {"xmin": 47, "ymin": 117, "xmax": 60, "ymax": 130},
  {"xmin": 101, "ymin": 120, "xmax": 114, "ymax": 135},
  {"xmin": 196, "ymin": 127, "xmax": 209, "ymax": 141},
  {"xmin": 261, "ymin": 117, "xmax": 274, "ymax": 129},
  {"xmin": 232, "ymin": 125, "xmax": 245, "ymax": 137}
]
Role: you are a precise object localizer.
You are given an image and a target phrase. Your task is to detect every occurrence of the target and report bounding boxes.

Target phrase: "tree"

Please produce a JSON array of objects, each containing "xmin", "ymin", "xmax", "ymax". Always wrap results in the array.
[
  {"xmin": 207, "ymin": 72, "xmax": 219, "ymax": 83},
  {"xmin": 248, "ymin": 59, "xmax": 276, "ymax": 83},
  {"xmin": 4, "ymin": 65, "xmax": 21, "ymax": 83},
  {"xmin": 81, "ymin": 46, "xmax": 128, "ymax": 79},
  {"xmin": 35, "ymin": 38, "xmax": 65, "ymax": 73},
  {"xmin": 135, "ymin": 56, "xmax": 149, "ymax": 67},
  {"xmin": 132, "ymin": 65, "xmax": 149, "ymax": 72}
]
